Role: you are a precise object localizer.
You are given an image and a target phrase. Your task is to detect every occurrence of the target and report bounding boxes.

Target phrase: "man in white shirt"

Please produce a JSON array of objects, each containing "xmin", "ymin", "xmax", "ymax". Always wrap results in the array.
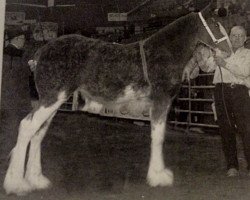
[{"xmin": 213, "ymin": 26, "xmax": 250, "ymax": 177}]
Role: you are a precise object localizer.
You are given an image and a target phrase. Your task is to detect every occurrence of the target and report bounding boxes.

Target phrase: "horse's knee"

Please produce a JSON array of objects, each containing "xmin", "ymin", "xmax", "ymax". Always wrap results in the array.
[
  {"xmin": 19, "ymin": 116, "xmax": 38, "ymax": 140},
  {"xmin": 31, "ymin": 123, "xmax": 49, "ymax": 144},
  {"xmin": 30, "ymin": 133, "xmax": 43, "ymax": 144}
]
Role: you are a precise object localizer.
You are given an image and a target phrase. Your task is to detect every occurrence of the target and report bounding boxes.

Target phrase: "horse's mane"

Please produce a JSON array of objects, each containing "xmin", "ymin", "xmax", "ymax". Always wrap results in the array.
[{"xmin": 146, "ymin": 12, "xmax": 198, "ymax": 45}]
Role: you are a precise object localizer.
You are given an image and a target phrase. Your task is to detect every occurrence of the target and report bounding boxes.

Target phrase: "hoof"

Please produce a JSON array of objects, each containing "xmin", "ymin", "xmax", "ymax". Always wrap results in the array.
[
  {"xmin": 147, "ymin": 168, "xmax": 174, "ymax": 187},
  {"xmin": 4, "ymin": 177, "xmax": 33, "ymax": 196},
  {"xmin": 26, "ymin": 174, "xmax": 52, "ymax": 190}
]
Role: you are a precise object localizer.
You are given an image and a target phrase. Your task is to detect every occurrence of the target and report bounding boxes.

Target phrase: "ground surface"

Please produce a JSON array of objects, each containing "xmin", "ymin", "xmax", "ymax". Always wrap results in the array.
[{"xmin": 1, "ymin": 55, "xmax": 250, "ymax": 200}]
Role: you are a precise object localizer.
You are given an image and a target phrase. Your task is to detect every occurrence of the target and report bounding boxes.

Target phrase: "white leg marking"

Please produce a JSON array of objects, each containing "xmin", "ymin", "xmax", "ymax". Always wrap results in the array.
[
  {"xmin": 4, "ymin": 91, "xmax": 66, "ymax": 195},
  {"xmin": 25, "ymin": 113, "xmax": 55, "ymax": 190},
  {"xmin": 147, "ymin": 119, "xmax": 173, "ymax": 187}
]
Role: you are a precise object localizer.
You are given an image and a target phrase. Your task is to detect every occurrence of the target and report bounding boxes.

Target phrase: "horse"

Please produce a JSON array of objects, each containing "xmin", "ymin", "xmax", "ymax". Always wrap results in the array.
[{"xmin": 3, "ymin": 2, "xmax": 232, "ymax": 196}]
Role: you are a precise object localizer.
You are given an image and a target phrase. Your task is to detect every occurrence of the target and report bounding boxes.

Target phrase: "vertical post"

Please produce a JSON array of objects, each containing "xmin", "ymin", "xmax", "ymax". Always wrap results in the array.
[
  {"xmin": 188, "ymin": 76, "xmax": 191, "ymax": 129},
  {"xmin": 72, "ymin": 91, "xmax": 79, "ymax": 111},
  {"xmin": 48, "ymin": 0, "xmax": 55, "ymax": 7},
  {"xmin": 0, "ymin": 1, "xmax": 6, "ymax": 109}
]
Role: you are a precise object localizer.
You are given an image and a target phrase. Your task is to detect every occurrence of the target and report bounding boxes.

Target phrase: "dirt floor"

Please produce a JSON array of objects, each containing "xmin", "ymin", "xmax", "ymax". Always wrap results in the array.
[{"xmin": 2, "ymin": 55, "xmax": 250, "ymax": 200}]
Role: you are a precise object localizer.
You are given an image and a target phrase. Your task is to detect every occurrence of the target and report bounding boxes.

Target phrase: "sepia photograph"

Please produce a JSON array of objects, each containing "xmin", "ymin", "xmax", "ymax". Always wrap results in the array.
[{"xmin": 1, "ymin": 0, "xmax": 250, "ymax": 199}]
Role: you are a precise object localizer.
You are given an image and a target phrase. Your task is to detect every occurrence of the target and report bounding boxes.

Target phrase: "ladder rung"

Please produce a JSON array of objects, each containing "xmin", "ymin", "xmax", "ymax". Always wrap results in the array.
[
  {"xmin": 182, "ymin": 85, "xmax": 215, "ymax": 89},
  {"xmin": 169, "ymin": 121, "xmax": 218, "ymax": 128},
  {"xmin": 174, "ymin": 109, "xmax": 214, "ymax": 114},
  {"xmin": 178, "ymin": 98, "xmax": 214, "ymax": 102},
  {"xmin": 198, "ymin": 73, "xmax": 214, "ymax": 76}
]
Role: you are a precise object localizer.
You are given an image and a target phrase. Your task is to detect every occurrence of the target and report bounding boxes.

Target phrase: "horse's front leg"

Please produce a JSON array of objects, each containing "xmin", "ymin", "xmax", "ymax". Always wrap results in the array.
[{"xmin": 147, "ymin": 98, "xmax": 173, "ymax": 187}]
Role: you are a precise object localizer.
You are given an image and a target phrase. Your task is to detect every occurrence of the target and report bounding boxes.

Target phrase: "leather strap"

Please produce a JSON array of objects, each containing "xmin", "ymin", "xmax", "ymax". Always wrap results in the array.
[{"xmin": 139, "ymin": 40, "xmax": 151, "ymax": 86}]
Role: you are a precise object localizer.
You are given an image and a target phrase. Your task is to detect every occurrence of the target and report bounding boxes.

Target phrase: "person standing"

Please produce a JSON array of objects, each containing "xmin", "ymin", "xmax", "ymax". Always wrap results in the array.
[
  {"xmin": 4, "ymin": 28, "xmax": 25, "ymax": 58},
  {"xmin": 213, "ymin": 26, "xmax": 250, "ymax": 177}
]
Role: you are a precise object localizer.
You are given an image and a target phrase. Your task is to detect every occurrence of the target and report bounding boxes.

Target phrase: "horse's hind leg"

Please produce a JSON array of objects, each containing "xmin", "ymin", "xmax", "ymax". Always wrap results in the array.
[
  {"xmin": 25, "ymin": 113, "xmax": 55, "ymax": 190},
  {"xmin": 147, "ymin": 97, "xmax": 173, "ymax": 187},
  {"xmin": 3, "ymin": 91, "xmax": 67, "ymax": 195}
]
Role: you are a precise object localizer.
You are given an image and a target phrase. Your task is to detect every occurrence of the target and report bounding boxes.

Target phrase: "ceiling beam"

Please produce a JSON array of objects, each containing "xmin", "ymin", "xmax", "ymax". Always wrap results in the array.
[{"xmin": 127, "ymin": 0, "xmax": 153, "ymax": 16}]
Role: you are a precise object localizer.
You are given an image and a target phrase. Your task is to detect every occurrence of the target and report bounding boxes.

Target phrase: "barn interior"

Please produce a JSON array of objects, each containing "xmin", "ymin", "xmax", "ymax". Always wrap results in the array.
[{"xmin": 1, "ymin": 0, "xmax": 250, "ymax": 199}]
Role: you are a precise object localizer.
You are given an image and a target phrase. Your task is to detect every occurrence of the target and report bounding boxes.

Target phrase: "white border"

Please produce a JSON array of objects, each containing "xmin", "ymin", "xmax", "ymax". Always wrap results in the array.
[{"xmin": 0, "ymin": 1, "xmax": 6, "ymax": 107}]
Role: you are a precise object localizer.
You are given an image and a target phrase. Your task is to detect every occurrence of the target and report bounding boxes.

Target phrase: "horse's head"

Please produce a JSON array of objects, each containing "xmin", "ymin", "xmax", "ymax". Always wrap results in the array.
[{"xmin": 196, "ymin": 1, "xmax": 232, "ymax": 58}]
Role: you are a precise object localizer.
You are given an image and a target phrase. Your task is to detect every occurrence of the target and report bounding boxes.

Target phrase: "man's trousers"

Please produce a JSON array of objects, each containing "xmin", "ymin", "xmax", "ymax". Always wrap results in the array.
[{"xmin": 214, "ymin": 83, "xmax": 250, "ymax": 170}]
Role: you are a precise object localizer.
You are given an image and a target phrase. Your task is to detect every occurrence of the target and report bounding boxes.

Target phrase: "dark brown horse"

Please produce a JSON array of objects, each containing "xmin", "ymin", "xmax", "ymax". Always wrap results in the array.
[{"xmin": 4, "ymin": 3, "xmax": 232, "ymax": 196}]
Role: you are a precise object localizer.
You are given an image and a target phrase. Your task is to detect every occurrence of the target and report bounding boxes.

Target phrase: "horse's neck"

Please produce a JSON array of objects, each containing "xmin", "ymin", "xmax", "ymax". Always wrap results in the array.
[
  {"xmin": 159, "ymin": 34, "xmax": 198, "ymax": 66},
  {"xmin": 145, "ymin": 18, "xmax": 198, "ymax": 63}
]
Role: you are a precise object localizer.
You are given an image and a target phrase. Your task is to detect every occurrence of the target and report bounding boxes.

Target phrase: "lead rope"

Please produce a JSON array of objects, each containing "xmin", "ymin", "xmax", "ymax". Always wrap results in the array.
[
  {"xmin": 216, "ymin": 23, "xmax": 233, "ymax": 127},
  {"xmin": 218, "ymin": 65, "xmax": 232, "ymax": 127},
  {"xmin": 139, "ymin": 40, "xmax": 151, "ymax": 88}
]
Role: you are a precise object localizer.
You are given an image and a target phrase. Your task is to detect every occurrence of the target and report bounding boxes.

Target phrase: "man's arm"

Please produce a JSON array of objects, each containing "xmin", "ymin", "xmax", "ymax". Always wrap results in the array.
[
  {"xmin": 225, "ymin": 63, "xmax": 250, "ymax": 78},
  {"xmin": 214, "ymin": 54, "xmax": 250, "ymax": 79}
]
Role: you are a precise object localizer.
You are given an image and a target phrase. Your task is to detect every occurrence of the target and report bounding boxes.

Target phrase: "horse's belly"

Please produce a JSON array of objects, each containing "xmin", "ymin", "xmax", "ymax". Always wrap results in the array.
[
  {"xmin": 115, "ymin": 85, "xmax": 150, "ymax": 103},
  {"xmin": 79, "ymin": 84, "xmax": 151, "ymax": 115},
  {"xmin": 79, "ymin": 84, "xmax": 150, "ymax": 103}
]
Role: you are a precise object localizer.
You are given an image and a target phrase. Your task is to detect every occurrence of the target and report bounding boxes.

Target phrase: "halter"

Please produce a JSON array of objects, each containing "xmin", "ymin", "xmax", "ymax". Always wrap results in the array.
[
  {"xmin": 198, "ymin": 12, "xmax": 228, "ymax": 44},
  {"xmin": 217, "ymin": 22, "xmax": 233, "ymax": 52}
]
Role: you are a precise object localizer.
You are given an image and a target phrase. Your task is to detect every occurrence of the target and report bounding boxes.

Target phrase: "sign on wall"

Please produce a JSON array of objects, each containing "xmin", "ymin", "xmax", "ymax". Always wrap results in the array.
[
  {"xmin": 33, "ymin": 22, "xmax": 58, "ymax": 41},
  {"xmin": 108, "ymin": 13, "xmax": 127, "ymax": 21},
  {"xmin": 5, "ymin": 12, "xmax": 26, "ymax": 25}
]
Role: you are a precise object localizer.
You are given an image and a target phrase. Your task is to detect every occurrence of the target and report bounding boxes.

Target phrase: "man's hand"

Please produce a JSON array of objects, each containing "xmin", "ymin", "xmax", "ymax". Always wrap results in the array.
[
  {"xmin": 28, "ymin": 60, "xmax": 37, "ymax": 72},
  {"xmin": 214, "ymin": 56, "xmax": 227, "ymax": 68},
  {"xmin": 182, "ymin": 66, "xmax": 191, "ymax": 82}
]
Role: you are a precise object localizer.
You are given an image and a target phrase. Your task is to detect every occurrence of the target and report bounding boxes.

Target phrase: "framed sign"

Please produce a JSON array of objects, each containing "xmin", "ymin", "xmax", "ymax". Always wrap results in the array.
[
  {"xmin": 108, "ymin": 13, "xmax": 127, "ymax": 21},
  {"xmin": 5, "ymin": 12, "xmax": 25, "ymax": 25},
  {"xmin": 33, "ymin": 22, "xmax": 58, "ymax": 41}
]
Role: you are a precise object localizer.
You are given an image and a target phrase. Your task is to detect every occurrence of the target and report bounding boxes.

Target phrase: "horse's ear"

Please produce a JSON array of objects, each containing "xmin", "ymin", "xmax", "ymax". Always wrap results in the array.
[{"xmin": 200, "ymin": 0, "xmax": 216, "ymax": 19}]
